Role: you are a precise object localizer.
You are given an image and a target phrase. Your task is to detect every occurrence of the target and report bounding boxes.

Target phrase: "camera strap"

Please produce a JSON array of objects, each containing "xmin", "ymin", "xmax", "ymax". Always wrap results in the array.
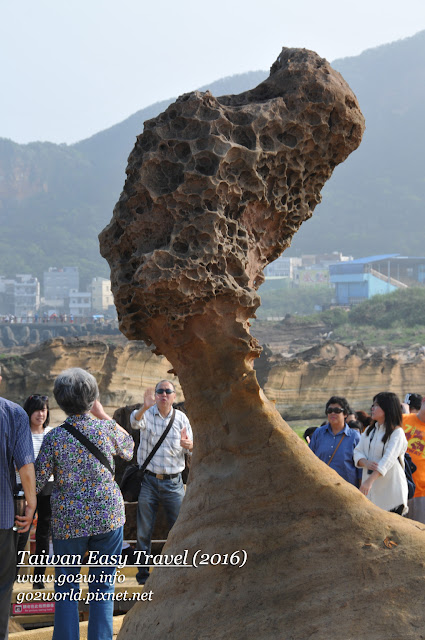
[
  {"xmin": 327, "ymin": 433, "xmax": 346, "ymax": 466},
  {"xmin": 139, "ymin": 409, "xmax": 176, "ymax": 472},
  {"xmin": 59, "ymin": 422, "xmax": 114, "ymax": 477}
]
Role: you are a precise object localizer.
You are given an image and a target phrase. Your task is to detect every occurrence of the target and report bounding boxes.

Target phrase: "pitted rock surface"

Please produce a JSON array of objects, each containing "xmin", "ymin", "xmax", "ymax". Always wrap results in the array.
[
  {"xmin": 100, "ymin": 48, "xmax": 364, "ymax": 345},
  {"xmin": 98, "ymin": 49, "xmax": 425, "ymax": 640}
]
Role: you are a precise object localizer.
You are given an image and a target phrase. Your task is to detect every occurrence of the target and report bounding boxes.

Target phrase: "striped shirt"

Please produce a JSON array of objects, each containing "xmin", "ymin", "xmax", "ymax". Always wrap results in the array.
[
  {"xmin": 130, "ymin": 406, "xmax": 193, "ymax": 475},
  {"xmin": 0, "ymin": 397, "xmax": 34, "ymax": 528},
  {"xmin": 16, "ymin": 427, "xmax": 53, "ymax": 486}
]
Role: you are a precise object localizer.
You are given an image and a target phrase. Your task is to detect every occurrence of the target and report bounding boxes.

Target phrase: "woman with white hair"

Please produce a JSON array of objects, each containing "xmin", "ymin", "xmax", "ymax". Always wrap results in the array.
[{"xmin": 35, "ymin": 368, "xmax": 134, "ymax": 640}]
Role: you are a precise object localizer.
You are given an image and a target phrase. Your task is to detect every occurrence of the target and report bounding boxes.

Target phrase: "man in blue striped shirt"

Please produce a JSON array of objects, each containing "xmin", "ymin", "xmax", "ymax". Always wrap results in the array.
[
  {"xmin": 309, "ymin": 396, "xmax": 361, "ymax": 486},
  {"xmin": 0, "ymin": 368, "xmax": 36, "ymax": 638}
]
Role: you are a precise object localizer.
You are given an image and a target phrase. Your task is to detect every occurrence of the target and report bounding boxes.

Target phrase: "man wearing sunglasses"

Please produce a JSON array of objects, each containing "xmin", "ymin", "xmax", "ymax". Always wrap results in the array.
[
  {"xmin": 309, "ymin": 396, "xmax": 361, "ymax": 486},
  {"xmin": 130, "ymin": 380, "xmax": 193, "ymax": 585}
]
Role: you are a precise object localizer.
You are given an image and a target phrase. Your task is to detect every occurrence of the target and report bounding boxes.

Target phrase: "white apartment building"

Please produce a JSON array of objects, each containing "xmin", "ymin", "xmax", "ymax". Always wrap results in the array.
[
  {"xmin": 69, "ymin": 289, "xmax": 91, "ymax": 318},
  {"xmin": 91, "ymin": 277, "xmax": 114, "ymax": 313},
  {"xmin": 0, "ymin": 274, "xmax": 40, "ymax": 317},
  {"xmin": 264, "ymin": 256, "xmax": 302, "ymax": 278}
]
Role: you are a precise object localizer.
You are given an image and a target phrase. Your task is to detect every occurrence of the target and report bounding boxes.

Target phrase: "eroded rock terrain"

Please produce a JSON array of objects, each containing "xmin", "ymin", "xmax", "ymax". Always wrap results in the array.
[
  {"xmin": 2, "ymin": 336, "xmax": 425, "ymax": 421},
  {"xmin": 100, "ymin": 48, "xmax": 364, "ymax": 343},
  {"xmin": 94, "ymin": 47, "xmax": 425, "ymax": 639},
  {"xmin": 257, "ymin": 340, "xmax": 425, "ymax": 419},
  {"xmin": 0, "ymin": 336, "xmax": 177, "ymax": 410}
]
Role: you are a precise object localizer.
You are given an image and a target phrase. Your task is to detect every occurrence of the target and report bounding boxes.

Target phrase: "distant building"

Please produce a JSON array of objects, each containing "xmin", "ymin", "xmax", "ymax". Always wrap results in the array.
[
  {"xmin": 264, "ymin": 257, "xmax": 301, "ymax": 278},
  {"xmin": 0, "ymin": 274, "xmax": 40, "ymax": 318},
  {"xmin": 14, "ymin": 275, "xmax": 41, "ymax": 318},
  {"xmin": 0, "ymin": 277, "xmax": 15, "ymax": 315},
  {"xmin": 265, "ymin": 252, "xmax": 351, "ymax": 283},
  {"xmin": 43, "ymin": 267, "xmax": 79, "ymax": 307},
  {"xmin": 301, "ymin": 252, "xmax": 353, "ymax": 268},
  {"xmin": 69, "ymin": 289, "xmax": 91, "ymax": 318},
  {"xmin": 295, "ymin": 268, "xmax": 330, "ymax": 286},
  {"xmin": 329, "ymin": 254, "xmax": 425, "ymax": 305},
  {"xmin": 91, "ymin": 277, "xmax": 114, "ymax": 313}
]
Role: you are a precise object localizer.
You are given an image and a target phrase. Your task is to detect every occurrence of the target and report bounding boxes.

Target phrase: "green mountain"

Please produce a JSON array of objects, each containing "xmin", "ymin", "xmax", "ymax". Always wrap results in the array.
[
  {"xmin": 287, "ymin": 31, "xmax": 425, "ymax": 257},
  {"xmin": 0, "ymin": 72, "xmax": 266, "ymax": 287},
  {"xmin": 0, "ymin": 32, "xmax": 424, "ymax": 287}
]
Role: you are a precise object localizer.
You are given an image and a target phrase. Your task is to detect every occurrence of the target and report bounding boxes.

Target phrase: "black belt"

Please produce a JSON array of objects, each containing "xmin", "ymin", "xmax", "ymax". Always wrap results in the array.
[{"xmin": 145, "ymin": 469, "xmax": 180, "ymax": 480}]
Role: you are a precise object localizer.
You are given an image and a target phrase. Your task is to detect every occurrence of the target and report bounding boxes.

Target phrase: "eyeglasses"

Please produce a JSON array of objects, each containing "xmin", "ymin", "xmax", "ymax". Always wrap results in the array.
[
  {"xmin": 155, "ymin": 389, "xmax": 174, "ymax": 395},
  {"xmin": 29, "ymin": 395, "xmax": 48, "ymax": 401},
  {"xmin": 326, "ymin": 407, "xmax": 344, "ymax": 414}
]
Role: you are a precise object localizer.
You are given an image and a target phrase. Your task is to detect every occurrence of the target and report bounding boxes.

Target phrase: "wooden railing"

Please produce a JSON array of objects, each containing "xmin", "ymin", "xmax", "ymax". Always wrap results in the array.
[{"xmin": 369, "ymin": 268, "xmax": 409, "ymax": 289}]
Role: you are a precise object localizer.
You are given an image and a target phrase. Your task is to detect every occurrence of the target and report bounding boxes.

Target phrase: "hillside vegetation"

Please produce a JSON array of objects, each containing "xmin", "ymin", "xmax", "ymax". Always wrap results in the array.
[
  {"xmin": 0, "ymin": 33, "xmax": 424, "ymax": 285},
  {"xmin": 287, "ymin": 31, "xmax": 425, "ymax": 258},
  {"xmin": 256, "ymin": 280, "xmax": 334, "ymax": 318},
  {"xmin": 0, "ymin": 73, "xmax": 266, "ymax": 286},
  {"xmin": 277, "ymin": 288, "xmax": 425, "ymax": 347}
]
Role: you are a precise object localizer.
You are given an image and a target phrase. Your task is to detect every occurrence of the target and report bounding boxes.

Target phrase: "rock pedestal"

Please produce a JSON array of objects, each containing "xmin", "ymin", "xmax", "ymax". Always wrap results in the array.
[{"xmin": 100, "ymin": 49, "xmax": 425, "ymax": 639}]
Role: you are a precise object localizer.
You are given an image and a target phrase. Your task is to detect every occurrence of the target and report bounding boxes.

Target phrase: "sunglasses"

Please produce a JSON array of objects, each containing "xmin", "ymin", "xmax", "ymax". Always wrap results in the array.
[
  {"xmin": 326, "ymin": 407, "xmax": 344, "ymax": 414},
  {"xmin": 155, "ymin": 389, "xmax": 174, "ymax": 395},
  {"xmin": 29, "ymin": 395, "xmax": 48, "ymax": 402}
]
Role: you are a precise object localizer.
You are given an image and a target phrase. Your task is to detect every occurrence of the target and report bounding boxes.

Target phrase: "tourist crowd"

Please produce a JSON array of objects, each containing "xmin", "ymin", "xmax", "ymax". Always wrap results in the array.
[
  {"xmin": 1, "ymin": 368, "xmax": 192, "ymax": 640},
  {"xmin": 3, "ymin": 369, "xmax": 425, "ymax": 640},
  {"xmin": 307, "ymin": 391, "xmax": 425, "ymax": 518}
]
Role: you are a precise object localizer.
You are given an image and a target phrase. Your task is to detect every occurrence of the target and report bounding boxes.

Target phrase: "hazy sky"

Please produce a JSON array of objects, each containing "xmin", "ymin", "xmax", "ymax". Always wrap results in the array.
[{"xmin": 2, "ymin": 0, "xmax": 424, "ymax": 144}]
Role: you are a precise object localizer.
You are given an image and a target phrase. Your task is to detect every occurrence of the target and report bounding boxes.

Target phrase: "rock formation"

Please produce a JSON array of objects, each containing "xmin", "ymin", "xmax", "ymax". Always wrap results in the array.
[
  {"xmin": 0, "ymin": 336, "xmax": 178, "ymax": 410},
  {"xmin": 3, "ymin": 336, "xmax": 425, "ymax": 423},
  {"xmin": 100, "ymin": 49, "xmax": 425, "ymax": 639},
  {"xmin": 1, "ymin": 336, "xmax": 425, "ymax": 422},
  {"xmin": 258, "ymin": 340, "xmax": 425, "ymax": 420},
  {"xmin": 100, "ymin": 48, "xmax": 364, "ymax": 343}
]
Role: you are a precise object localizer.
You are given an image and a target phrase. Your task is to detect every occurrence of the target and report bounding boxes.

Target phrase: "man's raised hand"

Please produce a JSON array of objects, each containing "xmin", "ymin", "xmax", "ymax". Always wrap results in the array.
[{"xmin": 144, "ymin": 388, "xmax": 156, "ymax": 409}]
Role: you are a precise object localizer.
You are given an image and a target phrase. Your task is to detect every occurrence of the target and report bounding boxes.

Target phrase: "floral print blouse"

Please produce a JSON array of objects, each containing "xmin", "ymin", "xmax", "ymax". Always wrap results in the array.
[{"xmin": 35, "ymin": 414, "xmax": 134, "ymax": 539}]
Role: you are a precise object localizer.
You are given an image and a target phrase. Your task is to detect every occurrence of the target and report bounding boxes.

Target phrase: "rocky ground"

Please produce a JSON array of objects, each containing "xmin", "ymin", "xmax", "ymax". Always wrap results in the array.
[{"xmin": 251, "ymin": 317, "xmax": 331, "ymax": 355}]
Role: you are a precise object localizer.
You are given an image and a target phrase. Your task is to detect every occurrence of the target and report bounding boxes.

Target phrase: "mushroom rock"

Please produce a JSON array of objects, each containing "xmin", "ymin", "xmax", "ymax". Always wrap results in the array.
[{"xmin": 100, "ymin": 49, "xmax": 424, "ymax": 639}]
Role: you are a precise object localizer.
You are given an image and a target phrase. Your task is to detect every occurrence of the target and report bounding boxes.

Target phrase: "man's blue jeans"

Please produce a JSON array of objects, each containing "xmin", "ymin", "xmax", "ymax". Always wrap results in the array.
[
  {"xmin": 52, "ymin": 526, "xmax": 123, "ymax": 640},
  {"xmin": 136, "ymin": 473, "xmax": 184, "ymax": 584}
]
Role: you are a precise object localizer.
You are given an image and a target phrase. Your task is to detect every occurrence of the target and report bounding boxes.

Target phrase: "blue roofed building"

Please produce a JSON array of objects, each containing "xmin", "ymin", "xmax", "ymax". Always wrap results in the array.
[{"xmin": 329, "ymin": 254, "xmax": 425, "ymax": 306}]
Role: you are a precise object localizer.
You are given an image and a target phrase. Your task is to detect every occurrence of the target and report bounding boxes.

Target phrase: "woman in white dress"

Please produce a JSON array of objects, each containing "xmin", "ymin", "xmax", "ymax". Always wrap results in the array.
[{"xmin": 353, "ymin": 392, "xmax": 408, "ymax": 515}]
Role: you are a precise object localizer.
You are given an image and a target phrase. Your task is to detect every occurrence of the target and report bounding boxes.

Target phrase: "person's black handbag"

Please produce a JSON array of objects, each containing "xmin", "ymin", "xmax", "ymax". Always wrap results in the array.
[
  {"xmin": 39, "ymin": 480, "xmax": 54, "ymax": 497},
  {"xmin": 181, "ymin": 453, "xmax": 191, "ymax": 484},
  {"xmin": 404, "ymin": 452, "xmax": 417, "ymax": 500},
  {"xmin": 120, "ymin": 409, "xmax": 176, "ymax": 502},
  {"xmin": 119, "ymin": 464, "xmax": 145, "ymax": 502}
]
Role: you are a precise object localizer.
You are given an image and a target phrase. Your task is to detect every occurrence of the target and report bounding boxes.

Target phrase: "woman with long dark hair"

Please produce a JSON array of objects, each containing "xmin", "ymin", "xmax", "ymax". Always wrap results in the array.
[
  {"xmin": 353, "ymin": 392, "xmax": 408, "ymax": 515},
  {"xmin": 16, "ymin": 394, "xmax": 53, "ymax": 588}
]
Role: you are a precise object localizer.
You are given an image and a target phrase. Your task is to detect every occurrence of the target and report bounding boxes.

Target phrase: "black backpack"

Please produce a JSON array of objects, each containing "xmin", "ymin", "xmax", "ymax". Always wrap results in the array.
[{"xmin": 404, "ymin": 452, "xmax": 417, "ymax": 500}]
